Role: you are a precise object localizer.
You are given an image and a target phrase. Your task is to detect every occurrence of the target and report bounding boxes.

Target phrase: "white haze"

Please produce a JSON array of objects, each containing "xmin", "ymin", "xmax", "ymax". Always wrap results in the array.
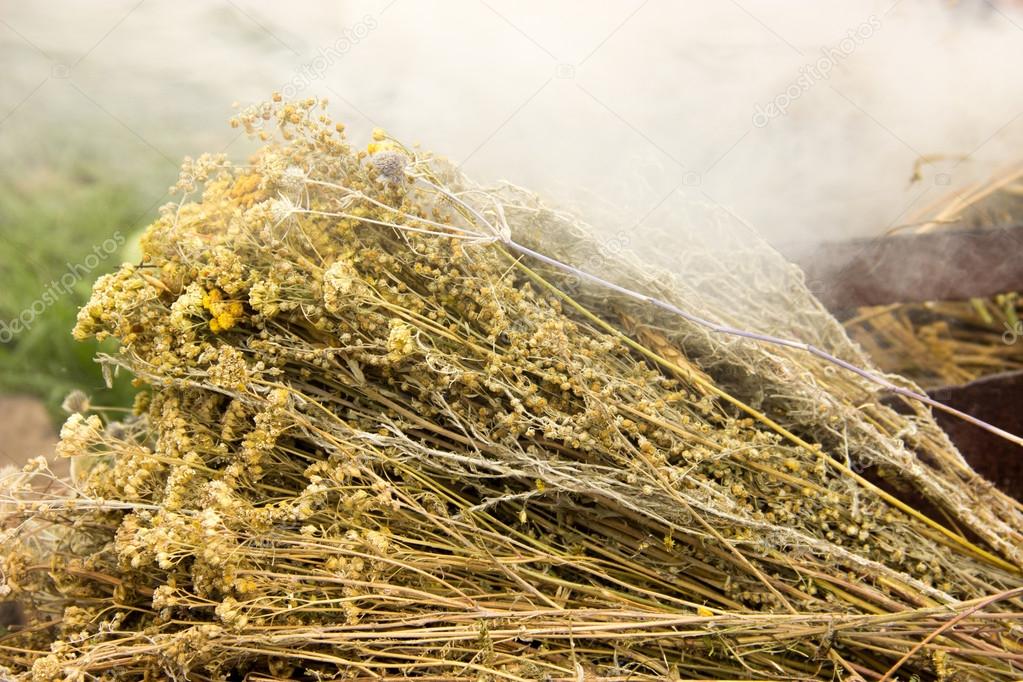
[{"xmin": 2, "ymin": 0, "xmax": 1022, "ymax": 245}]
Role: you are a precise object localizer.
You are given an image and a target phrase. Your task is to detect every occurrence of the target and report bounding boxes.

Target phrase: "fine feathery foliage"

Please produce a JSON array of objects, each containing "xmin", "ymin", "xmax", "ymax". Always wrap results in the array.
[{"xmin": 2, "ymin": 97, "xmax": 1023, "ymax": 681}]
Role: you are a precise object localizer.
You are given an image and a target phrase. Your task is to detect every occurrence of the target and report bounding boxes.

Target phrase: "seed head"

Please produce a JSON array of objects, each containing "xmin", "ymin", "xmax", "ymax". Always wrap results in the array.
[
  {"xmin": 370, "ymin": 151, "xmax": 408, "ymax": 183},
  {"xmin": 280, "ymin": 166, "xmax": 307, "ymax": 192},
  {"xmin": 270, "ymin": 196, "xmax": 296, "ymax": 223},
  {"xmin": 61, "ymin": 390, "xmax": 91, "ymax": 415}
]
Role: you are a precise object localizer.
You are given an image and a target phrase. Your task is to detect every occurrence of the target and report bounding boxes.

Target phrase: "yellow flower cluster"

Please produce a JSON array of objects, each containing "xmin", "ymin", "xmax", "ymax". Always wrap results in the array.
[
  {"xmin": 202, "ymin": 288, "xmax": 245, "ymax": 333},
  {"xmin": 365, "ymin": 126, "xmax": 397, "ymax": 155}
]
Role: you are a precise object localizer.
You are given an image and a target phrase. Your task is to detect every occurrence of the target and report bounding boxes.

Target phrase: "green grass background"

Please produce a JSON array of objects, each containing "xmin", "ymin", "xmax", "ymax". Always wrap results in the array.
[{"xmin": 0, "ymin": 154, "xmax": 152, "ymax": 422}]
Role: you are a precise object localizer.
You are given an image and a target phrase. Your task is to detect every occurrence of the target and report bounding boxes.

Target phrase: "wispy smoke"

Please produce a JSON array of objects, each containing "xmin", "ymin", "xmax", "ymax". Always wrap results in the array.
[{"xmin": 2, "ymin": 0, "xmax": 1022, "ymax": 245}]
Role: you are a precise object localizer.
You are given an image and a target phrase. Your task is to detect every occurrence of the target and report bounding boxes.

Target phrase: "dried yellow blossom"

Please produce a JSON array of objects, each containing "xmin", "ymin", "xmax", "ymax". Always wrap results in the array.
[
  {"xmin": 56, "ymin": 413, "xmax": 103, "ymax": 459},
  {"xmin": 322, "ymin": 259, "xmax": 362, "ymax": 314},
  {"xmin": 206, "ymin": 345, "xmax": 249, "ymax": 391},
  {"xmin": 202, "ymin": 287, "xmax": 245, "ymax": 333},
  {"xmin": 385, "ymin": 320, "xmax": 415, "ymax": 361}
]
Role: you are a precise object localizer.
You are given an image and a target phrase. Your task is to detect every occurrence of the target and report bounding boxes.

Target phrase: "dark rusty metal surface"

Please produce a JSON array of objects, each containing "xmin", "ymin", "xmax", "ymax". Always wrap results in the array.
[
  {"xmin": 0, "ymin": 601, "xmax": 23, "ymax": 630},
  {"xmin": 783, "ymin": 225, "xmax": 1023, "ymax": 310},
  {"xmin": 928, "ymin": 370, "xmax": 1023, "ymax": 500}
]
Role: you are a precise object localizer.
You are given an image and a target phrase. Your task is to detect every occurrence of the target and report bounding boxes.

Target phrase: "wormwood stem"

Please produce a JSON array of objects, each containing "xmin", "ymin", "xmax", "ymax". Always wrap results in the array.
[
  {"xmin": 502, "ymin": 239, "xmax": 1023, "ymax": 449},
  {"xmin": 508, "ymin": 253, "xmax": 1020, "ymax": 574},
  {"xmin": 414, "ymin": 174, "xmax": 1023, "ymax": 449},
  {"xmin": 878, "ymin": 586, "xmax": 1023, "ymax": 681}
]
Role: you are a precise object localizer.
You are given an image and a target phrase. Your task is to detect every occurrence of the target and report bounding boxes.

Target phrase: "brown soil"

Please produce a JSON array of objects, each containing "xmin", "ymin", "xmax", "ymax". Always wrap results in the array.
[
  {"xmin": 0, "ymin": 395, "xmax": 57, "ymax": 629},
  {"xmin": 0, "ymin": 394, "xmax": 58, "ymax": 473}
]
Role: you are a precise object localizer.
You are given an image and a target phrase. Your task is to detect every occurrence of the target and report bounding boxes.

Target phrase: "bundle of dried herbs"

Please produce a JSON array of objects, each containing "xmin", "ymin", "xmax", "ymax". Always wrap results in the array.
[{"xmin": 2, "ymin": 98, "xmax": 1022, "ymax": 681}]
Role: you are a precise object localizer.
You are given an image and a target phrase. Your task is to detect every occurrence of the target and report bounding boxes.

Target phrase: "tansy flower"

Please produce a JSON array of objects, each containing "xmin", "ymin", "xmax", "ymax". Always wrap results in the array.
[
  {"xmin": 202, "ymin": 288, "xmax": 245, "ymax": 333},
  {"xmin": 367, "ymin": 128, "xmax": 400, "ymax": 155},
  {"xmin": 207, "ymin": 346, "xmax": 250, "ymax": 391}
]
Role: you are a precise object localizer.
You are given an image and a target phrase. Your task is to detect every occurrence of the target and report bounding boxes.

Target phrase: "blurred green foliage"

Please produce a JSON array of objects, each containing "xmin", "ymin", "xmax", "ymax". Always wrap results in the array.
[{"xmin": 0, "ymin": 159, "xmax": 152, "ymax": 422}]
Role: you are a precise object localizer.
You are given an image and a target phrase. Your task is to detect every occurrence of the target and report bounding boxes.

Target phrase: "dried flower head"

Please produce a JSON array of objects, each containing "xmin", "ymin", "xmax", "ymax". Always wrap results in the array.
[
  {"xmin": 369, "ymin": 151, "xmax": 408, "ymax": 183},
  {"xmin": 279, "ymin": 165, "xmax": 307, "ymax": 192},
  {"xmin": 269, "ymin": 196, "xmax": 296, "ymax": 223},
  {"xmin": 322, "ymin": 259, "xmax": 362, "ymax": 314},
  {"xmin": 56, "ymin": 413, "xmax": 103, "ymax": 459},
  {"xmin": 60, "ymin": 390, "xmax": 91, "ymax": 415}
]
